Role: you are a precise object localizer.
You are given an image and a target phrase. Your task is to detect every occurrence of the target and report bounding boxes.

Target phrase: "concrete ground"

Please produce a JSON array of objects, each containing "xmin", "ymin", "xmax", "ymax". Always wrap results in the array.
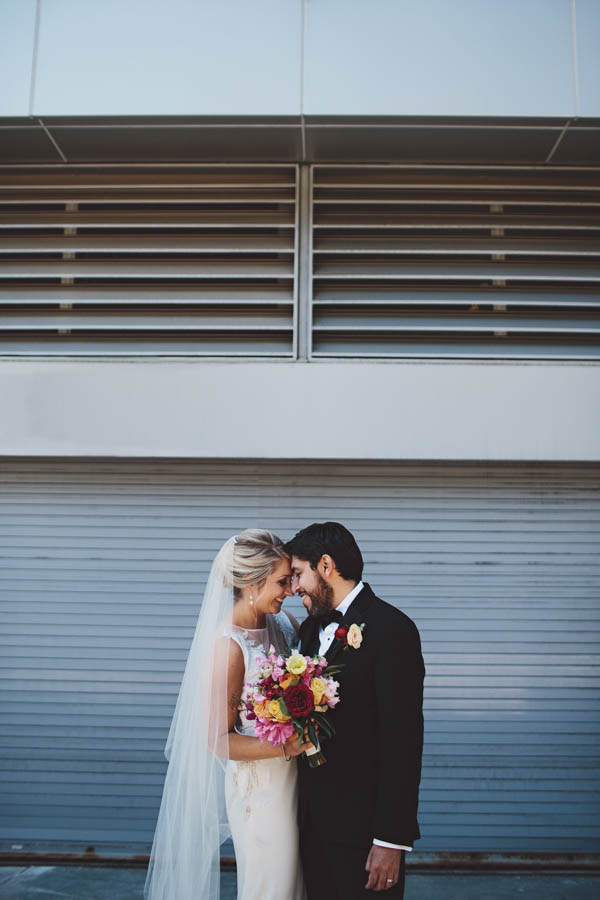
[{"xmin": 1, "ymin": 866, "xmax": 600, "ymax": 900}]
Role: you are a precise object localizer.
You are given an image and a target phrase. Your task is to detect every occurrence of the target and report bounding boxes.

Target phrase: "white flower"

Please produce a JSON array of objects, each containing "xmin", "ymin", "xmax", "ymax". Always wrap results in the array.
[
  {"xmin": 286, "ymin": 650, "xmax": 308, "ymax": 675},
  {"xmin": 347, "ymin": 623, "xmax": 364, "ymax": 649}
]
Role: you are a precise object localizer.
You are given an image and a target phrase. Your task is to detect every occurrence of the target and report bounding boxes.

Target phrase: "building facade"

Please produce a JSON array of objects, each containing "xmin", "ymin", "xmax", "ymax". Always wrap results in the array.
[{"xmin": 1, "ymin": 0, "xmax": 599, "ymax": 864}]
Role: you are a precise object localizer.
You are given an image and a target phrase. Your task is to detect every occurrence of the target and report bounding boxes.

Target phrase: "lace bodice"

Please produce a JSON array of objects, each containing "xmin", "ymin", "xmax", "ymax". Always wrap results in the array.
[{"xmin": 224, "ymin": 611, "xmax": 298, "ymax": 737}]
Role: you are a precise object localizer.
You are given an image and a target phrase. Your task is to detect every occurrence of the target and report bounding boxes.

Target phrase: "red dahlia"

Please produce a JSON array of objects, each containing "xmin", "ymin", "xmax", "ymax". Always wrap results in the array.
[{"xmin": 283, "ymin": 682, "xmax": 315, "ymax": 717}]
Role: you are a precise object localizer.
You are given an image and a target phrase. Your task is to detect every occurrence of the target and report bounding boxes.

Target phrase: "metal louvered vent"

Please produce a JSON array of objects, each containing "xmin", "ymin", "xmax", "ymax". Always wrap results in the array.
[
  {"xmin": 0, "ymin": 165, "xmax": 297, "ymax": 356},
  {"xmin": 310, "ymin": 166, "xmax": 600, "ymax": 359}
]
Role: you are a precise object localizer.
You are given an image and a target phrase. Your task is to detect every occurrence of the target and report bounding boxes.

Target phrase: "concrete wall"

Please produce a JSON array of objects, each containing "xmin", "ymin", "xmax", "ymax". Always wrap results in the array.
[
  {"xmin": 2, "ymin": 0, "xmax": 599, "ymax": 118},
  {"xmin": 1, "ymin": 360, "xmax": 599, "ymax": 461}
]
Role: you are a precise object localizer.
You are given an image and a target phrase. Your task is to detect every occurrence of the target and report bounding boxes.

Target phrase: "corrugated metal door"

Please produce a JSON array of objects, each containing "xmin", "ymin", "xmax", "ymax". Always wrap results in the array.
[{"xmin": 1, "ymin": 459, "xmax": 598, "ymax": 856}]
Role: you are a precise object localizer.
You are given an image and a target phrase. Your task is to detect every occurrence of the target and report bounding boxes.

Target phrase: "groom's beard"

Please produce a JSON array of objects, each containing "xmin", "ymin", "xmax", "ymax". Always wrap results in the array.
[{"xmin": 305, "ymin": 572, "xmax": 334, "ymax": 618}]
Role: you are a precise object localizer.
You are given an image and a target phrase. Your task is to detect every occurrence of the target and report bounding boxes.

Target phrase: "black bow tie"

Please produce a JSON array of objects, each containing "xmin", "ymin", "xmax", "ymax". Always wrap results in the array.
[{"xmin": 316, "ymin": 609, "xmax": 344, "ymax": 628}]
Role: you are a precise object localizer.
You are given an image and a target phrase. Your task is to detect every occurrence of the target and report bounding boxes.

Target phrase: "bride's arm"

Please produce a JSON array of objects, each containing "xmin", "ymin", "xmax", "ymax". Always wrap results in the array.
[
  {"xmin": 222, "ymin": 638, "xmax": 281, "ymax": 760},
  {"xmin": 214, "ymin": 637, "xmax": 309, "ymax": 761}
]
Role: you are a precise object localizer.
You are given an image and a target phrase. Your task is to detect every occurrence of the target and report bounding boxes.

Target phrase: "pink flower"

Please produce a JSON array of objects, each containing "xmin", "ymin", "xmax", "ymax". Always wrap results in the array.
[
  {"xmin": 254, "ymin": 717, "xmax": 294, "ymax": 746},
  {"xmin": 273, "ymin": 666, "xmax": 284, "ymax": 680},
  {"xmin": 324, "ymin": 678, "xmax": 340, "ymax": 707}
]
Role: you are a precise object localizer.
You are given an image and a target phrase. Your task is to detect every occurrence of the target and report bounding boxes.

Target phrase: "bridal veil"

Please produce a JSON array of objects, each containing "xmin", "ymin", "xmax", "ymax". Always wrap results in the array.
[{"xmin": 144, "ymin": 536, "xmax": 236, "ymax": 900}]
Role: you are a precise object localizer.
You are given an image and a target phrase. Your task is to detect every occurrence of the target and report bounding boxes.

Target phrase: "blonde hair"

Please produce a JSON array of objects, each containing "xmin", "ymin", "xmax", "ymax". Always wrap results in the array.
[{"xmin": 230, "ymin": 529, "xmax": 287, "ymax": 599}]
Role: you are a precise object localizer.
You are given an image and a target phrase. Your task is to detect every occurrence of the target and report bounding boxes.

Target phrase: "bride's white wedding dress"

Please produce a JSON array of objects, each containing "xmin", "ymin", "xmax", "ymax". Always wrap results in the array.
[{"xmin": 224, "ymin": 611, "xmax": 306, "ymax": 900}]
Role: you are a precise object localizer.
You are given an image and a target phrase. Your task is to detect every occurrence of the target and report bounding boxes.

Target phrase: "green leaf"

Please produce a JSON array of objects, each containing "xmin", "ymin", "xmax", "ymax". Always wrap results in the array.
[
  {"xmin": 293, "ymin": 721, "xmax": 304, "ymax": 748},
  {"xmin": 279, "ymin": 698, "xmax": 289, "ymax": 718},
  {"xmin": 323, "ymin": 664, "xmax": 344, "ymax": 676},
  {"xmin": 315, "ymin": 720, "xmax": 330, "ymax": 740},
  {"xmin": 307, "ymin": 720, "xmax": 318, "ymax": 749},
  {"xmin": 314, "ymin": 713, "xmax": 333, "ymax": 737}
]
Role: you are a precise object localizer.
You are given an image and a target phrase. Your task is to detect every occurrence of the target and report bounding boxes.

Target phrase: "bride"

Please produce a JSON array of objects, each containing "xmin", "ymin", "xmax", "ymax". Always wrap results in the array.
[{"xmin": 144, "ymin": 529, "xmax": 309, "ymax": 900}]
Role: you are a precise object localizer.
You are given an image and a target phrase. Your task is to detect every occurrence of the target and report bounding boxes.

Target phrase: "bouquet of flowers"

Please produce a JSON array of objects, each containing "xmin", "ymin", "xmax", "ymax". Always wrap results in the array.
[{"xmin": 243, "ymin": 647, "xmax": 342, "ymax": 767}]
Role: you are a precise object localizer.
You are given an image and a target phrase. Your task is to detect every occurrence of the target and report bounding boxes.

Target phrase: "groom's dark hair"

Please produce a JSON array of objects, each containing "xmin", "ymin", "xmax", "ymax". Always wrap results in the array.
[{"xmin": 286, "ymin": 522, "xmax": 363, "ymax": 582}]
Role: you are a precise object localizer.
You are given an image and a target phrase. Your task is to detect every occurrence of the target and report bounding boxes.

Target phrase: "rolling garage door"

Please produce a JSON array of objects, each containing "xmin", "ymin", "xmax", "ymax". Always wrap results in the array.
[{"xmin": 0, "ymin": 458, "xmax": 599, "ymax": 857}]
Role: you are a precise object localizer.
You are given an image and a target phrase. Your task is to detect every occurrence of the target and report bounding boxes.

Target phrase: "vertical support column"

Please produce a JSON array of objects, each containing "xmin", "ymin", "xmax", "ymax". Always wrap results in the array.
[{"xmin": 296, "ymin": 163, "xmax": 312, "ymax": 360}]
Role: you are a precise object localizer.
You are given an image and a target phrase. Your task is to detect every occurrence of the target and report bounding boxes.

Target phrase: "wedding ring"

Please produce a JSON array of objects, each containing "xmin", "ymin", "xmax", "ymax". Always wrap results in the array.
[{"xmin": 386, "ymin": 878, "xmax": 393, "ymax": 882}]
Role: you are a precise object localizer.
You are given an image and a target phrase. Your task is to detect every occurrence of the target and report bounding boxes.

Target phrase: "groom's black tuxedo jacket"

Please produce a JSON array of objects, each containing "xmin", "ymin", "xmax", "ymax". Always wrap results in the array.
[{"xmin": 298, "ymin": 583, "xmax": 425, "ymax": 848}]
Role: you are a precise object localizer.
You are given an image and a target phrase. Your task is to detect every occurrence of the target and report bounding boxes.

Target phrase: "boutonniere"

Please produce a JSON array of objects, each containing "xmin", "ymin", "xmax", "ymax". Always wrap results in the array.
[{"xmin": 334, "ymin": 622, "xmax": 365, "ymax": 651}]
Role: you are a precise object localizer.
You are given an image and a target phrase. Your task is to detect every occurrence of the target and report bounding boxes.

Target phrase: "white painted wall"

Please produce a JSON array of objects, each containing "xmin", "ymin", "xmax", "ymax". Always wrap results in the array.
[
  {"xmin": 575, "ymin": 0, "xmax": 600, "ymax": 117},
  {"xmin": 1, "ymin": 360, "xmax": 598, "ymax": 461},
  {"xmin": 0, "ymin": 0, "xmax": 37, "ymax": 116},
  {"xmin": 304, "ymin": 0, "xmax": 576, "ymax": 117},
  {"xmin": 2, "ymin": 0, "xmax": 599, "ymax": 118},
  {"xmin": 33, "ymin": 0, "xmax": 302, "ymax": 116}
]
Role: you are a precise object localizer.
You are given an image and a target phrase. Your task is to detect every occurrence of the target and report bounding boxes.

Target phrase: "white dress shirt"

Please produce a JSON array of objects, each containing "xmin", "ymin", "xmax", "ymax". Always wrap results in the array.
[
  {"xmin": 318, "ymin": 581, "xmax": 412, "ymax": 853},
  {"xmin": 317, "ymin": 580, "xmax": 364, "ymax": 657}
]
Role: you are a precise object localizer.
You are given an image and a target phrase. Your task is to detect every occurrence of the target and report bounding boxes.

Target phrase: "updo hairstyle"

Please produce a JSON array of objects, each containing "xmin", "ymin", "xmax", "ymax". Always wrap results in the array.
[{"xmin": 230, "ymin": 529, "xmax": 288, "ymax": 600}]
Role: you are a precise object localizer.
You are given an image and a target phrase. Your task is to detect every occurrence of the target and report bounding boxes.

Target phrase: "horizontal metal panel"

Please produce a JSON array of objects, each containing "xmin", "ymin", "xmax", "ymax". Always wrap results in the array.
[
  {"xmin": 311, "ymin": 166, "xmax": 600, "ymax": 359},
  {"xmin": 312, "ymin": 312, "xmax": 600, "ymax": 332},
  {"xmin": 0, "ymin": 259, "xmax": 294, "ymax": 278},
  {"xmin": 0, "ymin": 235, "xmax": 295, "ymax": 253},
  {"xmin": 311, "ymin": 340, "xmax": 600, "ymax": 360},
  {"xmin": 313, "ymin": 237, "xmax": 600, "ymax": 256},
  {"xmin": 0, "ymin": 285, "xmax": 294, "ymax": 305},
  {"xmin": 0, "ymin": 189, "xmax": 296, "ymax": 204},
  {"xmin": 0, "ymin": 168, "xmax": 295, "ymax": 188},
  {"xmin": 0, "ymin": 312, "xmax": 293, "ymax": 331},
  {"xmin": 312, "ymin": 261, "xmax": 600, "ymax": 280},
  {"xmin": 312, "ymin": 289, "xmax": 600, "ymax": 307},
  {"xmin": 0, "ymin": 210, "xmax": 296, "ymax": 227},
  {"xmin": 0, "ymin": 342, "xmax": 291, "ymax": 356},
  {"xmin": 314, "ymin": 168, "xmax": 600, "ymax": 191},
  {"xmin": 0, "ymin": 165, "xmax": 298, "ymax": 356},
  {"xmin": 313, "ymin": 196, "xmax": 600, "ymax": 209},
  {"xmin": 315, "ymin": 211, "xmax": 600, "ymax": 227}
]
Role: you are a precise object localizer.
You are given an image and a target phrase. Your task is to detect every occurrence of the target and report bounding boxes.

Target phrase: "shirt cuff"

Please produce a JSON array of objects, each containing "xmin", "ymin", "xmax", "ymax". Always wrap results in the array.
[{"xmin": 373, "ymin": 839, "xmax": 412, "ymax": 851}]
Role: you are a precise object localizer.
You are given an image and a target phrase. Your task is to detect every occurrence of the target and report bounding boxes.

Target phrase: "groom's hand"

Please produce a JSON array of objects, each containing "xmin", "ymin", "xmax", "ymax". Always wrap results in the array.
[{"xmin": 365, "ymin": 845, "xmax": 401, "ymax": 891}]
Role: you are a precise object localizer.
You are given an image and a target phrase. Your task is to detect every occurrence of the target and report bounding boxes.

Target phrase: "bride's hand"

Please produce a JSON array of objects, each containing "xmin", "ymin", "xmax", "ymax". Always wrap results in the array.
[{"xmin": 283, "ymin": 732, "xmax": 313, "ymax": 758}]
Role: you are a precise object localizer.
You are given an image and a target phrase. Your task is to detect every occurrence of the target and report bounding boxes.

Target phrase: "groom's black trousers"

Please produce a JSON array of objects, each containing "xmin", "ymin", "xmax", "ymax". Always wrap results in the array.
[{"xmin": 300, "ymin": 827, "xmax": 405, "ymax": 900}]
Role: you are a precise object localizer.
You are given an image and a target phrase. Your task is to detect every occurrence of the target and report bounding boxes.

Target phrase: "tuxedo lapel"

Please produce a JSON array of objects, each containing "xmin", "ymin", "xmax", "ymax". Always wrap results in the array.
[
  {"xmin": 300, "ymin": 615, "xmax": 320, "ymax": 656},
  {"xmin": 322, "ymin": 583, "xmax": 375, "ymax": 668},
  {"xmin": 299, "ymin": 584, "xmax": 376, "ymax": 663}
]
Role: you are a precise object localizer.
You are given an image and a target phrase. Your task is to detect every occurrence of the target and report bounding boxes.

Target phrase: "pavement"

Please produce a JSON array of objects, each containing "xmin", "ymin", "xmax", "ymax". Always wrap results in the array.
[{"xmin": 1, "ymin": 866, "xmax": 600, "ymax": 900}]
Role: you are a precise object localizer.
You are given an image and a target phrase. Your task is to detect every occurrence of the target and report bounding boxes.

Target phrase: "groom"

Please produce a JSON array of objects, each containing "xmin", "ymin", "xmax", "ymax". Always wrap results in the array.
[{"xmin": 286, "ymin": 522, "xmax": 425, "ymax": 899}]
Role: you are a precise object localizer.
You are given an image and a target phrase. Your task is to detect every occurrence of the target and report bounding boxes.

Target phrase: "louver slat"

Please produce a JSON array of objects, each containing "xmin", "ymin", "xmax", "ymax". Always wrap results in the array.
[
  {"xmin": 311, "ymin": 166, "xmax": 600, "ymax": 359},
  {"xmin": 0, "ymin": 166, "xmax": 298, "ymax": 356}
]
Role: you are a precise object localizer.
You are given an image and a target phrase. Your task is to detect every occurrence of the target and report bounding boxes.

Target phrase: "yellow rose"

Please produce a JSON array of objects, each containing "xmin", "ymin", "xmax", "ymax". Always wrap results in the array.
[
  {"xmin": 315, "ymin": 704, "xmax": 328, "ymax": 713},
  {"xmin": 310, "ymin": 677, "xmax": 327, "ymax": 706},
  {"xmin": 286, "ymin": 651, "xmax": 307, "ymax": 676},
  {"xmin": 253, "ymin": 700, "xmax": 268, "ymax": 719},
  {"xmin": 347, "ymin": 623, "xmax": 363, "ymax": 649},
  {"xmin": 267, "ymin": 699, "xmax": 291, "ymax": 723}
]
